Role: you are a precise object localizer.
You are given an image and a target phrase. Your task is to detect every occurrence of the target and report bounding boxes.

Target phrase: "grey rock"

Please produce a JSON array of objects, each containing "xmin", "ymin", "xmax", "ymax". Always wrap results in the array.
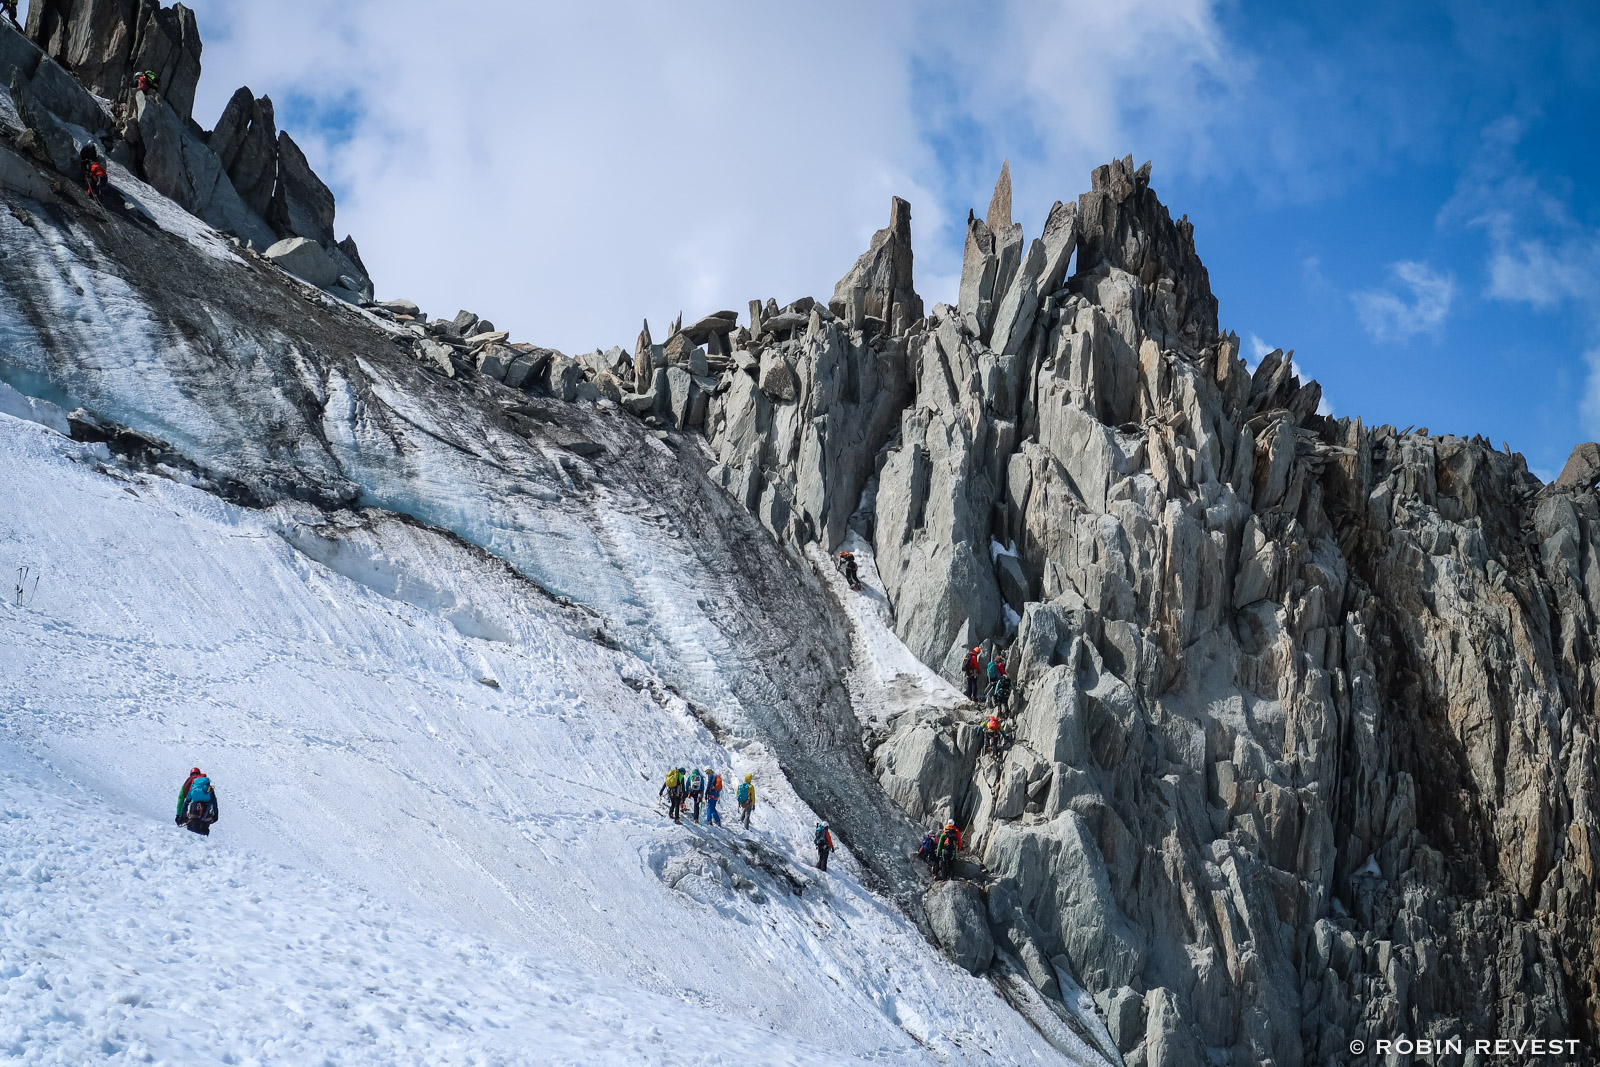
[
  {"xmin": 1554, "ymin": 442, "xmax": 1600, "ymax": 490},
  {"xmin": 986, "ymin": 158, "xmax": 1012, "ymax": 233},
  {"xmin": 757, "ymin": 350, "xmax": 797, "ymax": 401},
  {"xmin": 268, "ymin": 130, "xmax": 334, "ymax": 246},
  {"xmin": 416, "ymin": 341, "xmax": 455, "ymax": 377},
  {"xmin": 475, "ymin": 345, "xmax": 513, "ymax": 382},
  {"xmin": 207, "ymin": 87, "xmax": 276, "ymax": 217},
  {"xmin": 34, "ymin": 52, "xmax": 107, "ymax": 131},
  {"xmin": 632, "ymin": 320, "xmax": 654, "ymax": 393},
  {"xmin": 263, "ymin": 236, "xmax": 338, "ymax": 289},
  {"xmin": 1103, "ymin": 985, "xmax": 1146, "ymax": 1053},
  {"xmin": 133, "ymin": 92, "xmax": 275, "ymax": 248},
  {"xmin": 924, "ymin": 881, "xmax": 994, "ymax": 975},
  {"xmin": 543, "ymin": 353, "xmax": 582, "ymax": 402},
  {"xmin": 0, "ymin": 139, "xmax": 53, "ymax": 198},
  {"xmin": 665, "ymin": 365, "xmax": 697, "ymax": 429},
  {"xmin": 130, "ymin": 1, "xmax": 204, "ymax": 124},
  {"xmin": 828, "ymin": 195, "xmax": 923, "ymax": 335},
  {"xmin": 503, "ymin": 350, "xmax": 551, "ymax": 391}
]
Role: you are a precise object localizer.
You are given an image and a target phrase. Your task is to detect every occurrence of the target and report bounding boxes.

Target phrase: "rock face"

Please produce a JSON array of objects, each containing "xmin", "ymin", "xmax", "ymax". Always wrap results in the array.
[
  {"xmin": 264, "ymin": 236, "xmax": 338, "ymax": 288},
  {"xmin": 268, "ymin": 130, "xmax": 335, "ymax": 247},
  {"xmin": 828, "ymin": 196, "xmax": 924, "ymax": 335},
  {"xmin": 1556, "ymin": 441, "xmax": 1600, "ymax": 490},
  {"xmin": 4, "ymin": 2, "xmax": 372, "ymax": 297},
  {"xmin": 688, "ymin": 158, "xmax": 1600, "ymax": 1065},
  {"xmin": 924, "ymin": 881, "xmax": 994, "ymax": 975},
  {"xmin": 206, "ymin": 86, "xmax": 276, "ymax": 217},
  {"xmin": 27, "ymin": 0, "xmax": 202, "ymax": 122},
  {"xmin": 703, "ymin": 296, "xmax": 913, "ymax": 550},
  {"xmin": 132, "ymin": 90, "xmax": 276, "ymax": 249},
  {"xmin": 1, "ymin": 16, "xmax": 108, "ymax": 132}
]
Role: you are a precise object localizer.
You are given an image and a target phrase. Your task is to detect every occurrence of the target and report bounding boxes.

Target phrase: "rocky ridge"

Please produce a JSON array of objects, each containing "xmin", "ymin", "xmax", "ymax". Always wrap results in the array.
[{"xmin": 2, "ymin": 1, "xmax": 372, "ymax": 300}]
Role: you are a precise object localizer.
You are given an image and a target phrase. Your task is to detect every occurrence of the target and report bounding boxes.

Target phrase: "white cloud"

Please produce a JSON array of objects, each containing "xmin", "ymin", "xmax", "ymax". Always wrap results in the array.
[
  {"xmin": 1442, "ymin": 119, "xmax": 1600, "ymax": 436},
  {"xmin": 183, "ymin": 0, "xmax": 1242, "ymax": 354},
  {"xmin": 1351, "ymin": 261, "xmax": 1454, "ymax": 343}
]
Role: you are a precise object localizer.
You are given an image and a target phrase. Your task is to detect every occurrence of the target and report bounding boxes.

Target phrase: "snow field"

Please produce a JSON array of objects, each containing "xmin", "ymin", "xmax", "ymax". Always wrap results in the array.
[
  {"xmin": 0, "ymin": 757, "xmax": 846, "ymax": 1067},
  {"xmin": 0, "ymin": 413, "xmax": 1067, "ymax": 1063}
]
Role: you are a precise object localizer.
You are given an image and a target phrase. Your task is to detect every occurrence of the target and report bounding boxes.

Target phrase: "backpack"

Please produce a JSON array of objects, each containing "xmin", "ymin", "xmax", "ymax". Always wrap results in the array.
[
  {"xmin": 665, "ymin": 769, "xmax": 681, "ymax": 789},
  {"xmin": 688, "ymin": 771, "xmax": 702, "ymax": 792},
  {"xmin": 938, "ymin": 828, "xmax": 959, "ymax": 851},
  {"xmin": 996, "ymin": 675, "xmax": 1012, "ymax": 696},
  {"xmin": 964, "ymin": 651, "xmax": 979, "ymax": 673},
  {"xmin": 188, "ymin": 777, "xmax": 213, "ymax": 803},
  {"xmin": 814, "ymin": 826, "xmax": 831, "ymax": 848},
  {"xmin": 712, "ymin": 775, "xmax": 722, "ymax": 792},
  {"xmin": 737, "ymin": 782, "xmax": 752, "ymax": 806}
]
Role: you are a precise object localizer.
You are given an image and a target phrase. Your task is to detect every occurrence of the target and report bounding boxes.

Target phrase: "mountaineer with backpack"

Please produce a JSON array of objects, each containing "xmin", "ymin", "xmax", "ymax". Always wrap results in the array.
[
  {"xmin": 990, "ymin": 671, "xmax": 1014, "ymax": 713},
  {"xmin": 813, "ymin": 822, "xmax": 835, "ymax": 871},
  {"xmin": 837, "ymin": 551, "xmax": 860, "ymax": 590},
  {"xmin": 85, "ymin": 159, "xmax": 107, "ymax": 201},
  {"xmin": 660, "ymin": 766, "xmax": 687, "ymax": 824},
  {"xmin": 983, "ymin": 714, "xmax": 1004, "ymax": 757},
  {"xmin": 736, "ymin": 774, "xmax": 756, "ymax": 828},
  {"xmin": 175, "ymin": 767, "xmax": 219, "ymax": 836},
  {"xmin": 934, "ymin": 821, "xmax": 962, "ymax": 880},
  {"xmin": 963, "ymin": 645, "xmax": 981, "ymax": 702},
  {"xmin": 134, "ymin": 69, "xmax": 159, "ymax": 95},
  {"xmin": 686, "ymin": 768, "xmax": 705, "ymax": 823},
  {"xmin": 704, "ymin": 769, "xmax": 723, "ymax": 826}
]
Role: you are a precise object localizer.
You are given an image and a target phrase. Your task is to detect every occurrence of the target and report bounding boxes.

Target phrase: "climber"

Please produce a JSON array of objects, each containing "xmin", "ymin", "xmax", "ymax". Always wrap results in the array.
[
  {"xmin": 963, "ymin": 645, "xmax": 981, "ymax": 702},
  {"xmin": 175, "ymin": 767, "xmax": 219, "ymax": 836},
  {"xmin": 984, "ymin": 714, "xmax": 1004, "ymax": 757},
  {"xmin": 704, "ymin": 769, "xmax": 723, "ymax": 827},
  {"xmin": 737, "ymin": 773, "xmax": 756, "ymax": 828},
  {"xmin": 986, "ymin": 654, "xmax": 1007, "ymax": 688},
  {"xmin": 686, "ymin": 767, "xmax": 704, "ymax": 823},
  {"xmin": 989, "ymin": 671, "xmax": 1014, "ymax": 713},
  {"xmin": 659, "ymin": 766, "xmax": 686, "ymax": 824},
  {"xmin": 84, "ymin": 159, "xmax": 108, "ymax": 201},
  {"xmin": 1, "ymin": 0, "xmax": 17, "ymax": 27},
  {"xmin": 134, "ymin": 69, "xmax": 160, "ymax": 95},
  {"xmin": 814, "ymin": 822, "xmax": 835, "ymax": 871},
  {"xmin": 916, "ymin": 829, "xmax": 937, "ymax": 868},
  {"xmin": 934, "ymin": 820, "xmax": 962, "ymax": 880},
  {"xmin": 838, "ymin": 551, "xmax": 860, "ymax": 590}
]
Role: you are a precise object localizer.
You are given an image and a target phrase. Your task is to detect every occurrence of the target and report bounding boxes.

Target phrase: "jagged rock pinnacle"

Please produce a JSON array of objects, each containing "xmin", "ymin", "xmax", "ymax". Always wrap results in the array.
[{"xmin": 985, "ymin": 159, "xmax": 1012, "ymax": 232}]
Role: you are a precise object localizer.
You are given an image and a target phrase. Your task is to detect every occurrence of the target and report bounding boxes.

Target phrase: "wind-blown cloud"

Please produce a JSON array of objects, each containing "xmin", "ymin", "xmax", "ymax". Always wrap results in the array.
[{"xmin": 1350, "ymin": 261, "xmax": 1455, "ymax": 343}]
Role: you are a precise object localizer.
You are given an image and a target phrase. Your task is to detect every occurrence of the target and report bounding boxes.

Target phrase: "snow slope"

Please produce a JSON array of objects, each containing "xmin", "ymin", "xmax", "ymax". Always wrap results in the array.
[{"xmin": 0, "ymin": 411, "xmax": 1088, "ymax": 1063}]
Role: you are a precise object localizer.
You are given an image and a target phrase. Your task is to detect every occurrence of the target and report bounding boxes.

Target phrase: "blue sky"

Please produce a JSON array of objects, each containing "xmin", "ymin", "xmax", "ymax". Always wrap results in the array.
[{"xmin": 184, "ymin": 0, "xmax": 1600, "ymax": 476}]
